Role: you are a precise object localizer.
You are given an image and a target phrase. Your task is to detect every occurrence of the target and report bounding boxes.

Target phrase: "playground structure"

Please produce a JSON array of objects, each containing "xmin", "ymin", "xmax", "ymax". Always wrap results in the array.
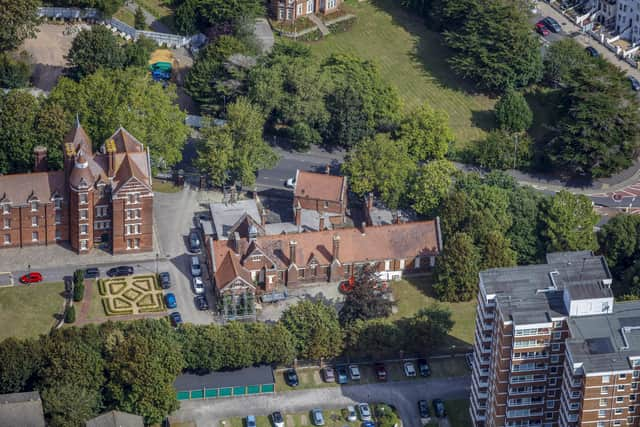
[{"xmin": 149, "ymin": 49, "xmax": 177, "ymax": 81}]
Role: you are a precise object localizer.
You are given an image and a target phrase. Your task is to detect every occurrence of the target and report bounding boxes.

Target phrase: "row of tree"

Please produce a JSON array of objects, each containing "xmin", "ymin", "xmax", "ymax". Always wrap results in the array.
[
  {"xmin": 598, "ymin": 215, "xmax": 640, "ymax": 299},
  {"xmin": 173, "ymin": 0, "xmax": 264, "ymax": 35}
]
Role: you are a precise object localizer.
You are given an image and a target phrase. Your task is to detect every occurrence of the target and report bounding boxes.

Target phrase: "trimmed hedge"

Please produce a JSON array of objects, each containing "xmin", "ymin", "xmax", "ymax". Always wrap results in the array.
[
  {"xmin": 73, "ymin": 282, "xmax": 85, "ymax": 302},
  {"xmin": 298, "ymin": 29, "xmax": 323, "ymax": 41},
  {"xmin": 65, "ymin": 306, "xmax": 76, "ymax": 324}
]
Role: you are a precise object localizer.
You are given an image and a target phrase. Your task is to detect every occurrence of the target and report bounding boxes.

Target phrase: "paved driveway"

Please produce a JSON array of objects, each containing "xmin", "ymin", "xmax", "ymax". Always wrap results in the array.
[{"xmin": 171, "ymin": 376, "xmax": 471, "ymax": 427}]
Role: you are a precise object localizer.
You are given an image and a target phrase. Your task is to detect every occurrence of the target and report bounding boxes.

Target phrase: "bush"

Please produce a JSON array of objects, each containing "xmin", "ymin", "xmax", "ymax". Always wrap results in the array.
[
  {"xmin": 73, "ymin": 269, "xmax": 84, "ymax": 285},
  {"xmin": 0, "ymin": 53, "xmax": 30, "ymax": 89},
  {"xmin": 64, "ymin": 306, "xmax": 76, "ymax": 324},
  {"xmin": 326, "ymin": 16, "xmax": 356, "ymax": 33},
  {"xmin": 73, "ymin": 282, "xmax": 85, "ymax": 302}
]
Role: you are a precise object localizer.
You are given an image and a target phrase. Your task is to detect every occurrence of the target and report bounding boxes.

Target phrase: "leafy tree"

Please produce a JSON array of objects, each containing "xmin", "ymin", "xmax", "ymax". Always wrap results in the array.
[
  {"xmin": 543, "ymin": 38, "xmax": 592, "ymax": 88},
  {"xmin": 49, "ymin": 68, "xmax": 189, "ymax": 168},
  {"xmin": 0, "ymin": 338, "xmax": 41, "ymax": 394},
  {"xmin": 397, "ymin": 103, "xmax": 452, "ymax": 161},
  {"xmin": 376, "ymin": 404, "xmax": 401, "ymax": 427},
  {"xmin": 494, "ymin": 87, "xmax": 532, "ymax": 132},
  {"xmin": 176, "ymin": 323, "xmax": 225, "ymax": 371},
  {"xmin": 0, "ymin": 52, "xmax": 31, "ymax": 88},
  {"xmin": 123, "ymin": 36, "xmax": 156, "ymax": 67},
  {"xmin": 480, "ymin": 230, "xmax": 517, "ymax": 269},
  {"xmin": 505, "ymin": 185, "xmax": 544, "ymax": 264},
  {"xmin": 66, "ymin": 26, "xmax": 125, "ymax": 79},
  {"xmin": 134, "ymin": 6, "xmax": 146, "ymax": 29},
  {"xmin": 409, "ymin": 160, "xmax": 456, "ymax": 216},
  {"xmin": 403, "ymin": 304, "xmax": 454, "ymax": 353},
  {"xmin": 618, "ymin": 259, "xmax": 640, "ymax": 299},
  {"xmin": 0, "ymin": 0, "xmax": 40, "ymax": 51},
  {"xmin": 433, "ymin": 232, "xmax": 480, "ymax": 302},
  {"xmin": 597, "ymin": 215, "xmax": 640, "ymax": 276},
  {"xmin": 546, "ymin": 67, "xmax": 640, "ymax": 178},
  {"xmin": 325, "ymin": 84, "xmax": 370, "ymax": 148},
  {"xmin": 49, "ymin": 0, "xmax": 125, "ymax": 16},
  {"xmin": 443, "ymin": 0, "xmax": 542, "ymax": 92},
  {"xmin": 339, "ymin": 266, "xmax": 392, "ymax": 324},
  {"xmin": 175, "ymin": 0, "xmax": 198, "ymax": 34},
  {"xmin": 42, "ymin": 384, "xmax": 102, "ymax": 427},
  {"xmin": 343, "ymin": 319, "xmax": 403, "ymax": 359},
  {"xmin": 475, "ymin": 129, "xmax": 532, "ymax": 170},
  {"xmin": 195, "ymin": 97, "xmax": 278, "ymax": 186},
  {"xmin": 34, "ymin": 103, "xmax": 68, "ymax": 170},
  {"xmin": 280, "ymin": 300, "xmax": 344, "ymax": 360},
  {"xmin": 175, "ymin": 0, "xmax": 264, "ymax": 34},
  {"xmin": 539, "ymin": 190, "xmax": 599, "ymax": 252},
  {"xmin": 342, "ymin": 134, "xmax": 415, "ymax": 209},
  {"xmin": 0, "ymin": 90, "xmax": 39, "ymax": 173}
]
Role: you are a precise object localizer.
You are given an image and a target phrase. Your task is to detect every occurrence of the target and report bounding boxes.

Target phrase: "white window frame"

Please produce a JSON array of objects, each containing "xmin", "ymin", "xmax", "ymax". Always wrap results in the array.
[
  {"xmin": 1, "ymin": 204, "xmax": 9, "ymax": 215},
  {"xmin": 80, "ymin": 239, "xmax": 88, "ymax": 250},
  {"xmin": 79, "ymin": 193, "xmax": 88, "ymax": 205},
  {"xmin": 79, "ymin": 209, "xmax": 88, "ymax": 220},
  {"xmin": 3, "ymin": 234, "xmax": 10, "ymax": 245},
  {"xmin": 2, "ymin": 218, "xmax": 10, "ymax": 229},
  {"xmin": 80, "ymin": 224, "xmax": 88, "ymax": 235},
  {"xmin": 55, "ymin": 211, "xmax": 62, "ymax": 225},
  {"xmin": 31, "ymin": 216, "xmax": 38, "ymax": 227},
  {"xmin": 30, "ymin": 201, "xmax": 38, "ymax": 211},
  {"xmin": 31, "ymin": 231, "xmax": 38, "ymax": 242},
  {"xmin": 306, "ymin": 0, "xmax": 313, "ymax": 13}
]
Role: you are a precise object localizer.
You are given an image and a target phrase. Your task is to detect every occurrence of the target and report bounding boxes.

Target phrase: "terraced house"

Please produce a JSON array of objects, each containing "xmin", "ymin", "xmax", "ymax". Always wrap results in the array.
[
  {"xmin": 0, "ymin": 121, "xmax": 153, "ymax": 254},
  {"xmin": 470, "ymin": 251, "xmax": 640, "ymax": 427},
  {"xmin": 271, "ymin": 0, "xmax": 342, "ymax": 21}
]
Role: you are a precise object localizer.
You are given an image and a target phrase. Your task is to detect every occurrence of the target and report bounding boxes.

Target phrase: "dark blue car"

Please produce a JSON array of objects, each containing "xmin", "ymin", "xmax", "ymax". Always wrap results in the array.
[
  {"xmin": 169, "ymin": 312, "xmax": 182, "ymax": 326},
  {"xmin": 165, "ymin": 293, "xmax": 177, "ymax": 309}
]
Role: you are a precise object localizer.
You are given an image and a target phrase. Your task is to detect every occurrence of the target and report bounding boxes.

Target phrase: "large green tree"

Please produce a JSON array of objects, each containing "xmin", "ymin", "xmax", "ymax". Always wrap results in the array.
[
  {"xmin": 280, "ymin": 300, "xmax": 344, "ymax": 360},
  {"xmin": 195, "ymin": 97, "xmax": 277, "ymax": 186},
  {"xmin": 475, "ymin": 129, "xmax": 532, "ymax": 170},
  {"xmin": 49, "ymin": 68, "xmax": 189, "ymax": 168},
  {"xmin": 0, "ymin": 0, "xmax": 40, "ymax": 51},
  {"xmin": 409, "ymin": 160, "xmax": 456, "ymax": 216},
  {"xmin": 540, "ymin": 190, "xmax": 599, "ymax": 252},
  {"xmin": 0, "ymin": 52, "xmax": 31, "ymax": 89},
  {"xmin": 443, "ymin": 0, "xmax": 542, "ymax": 92},
  {"xmin": 324, "ymin": 84, "xmax": 371, "ymax": 148},
  {"xmin": 66, "ymin": 26, "xmax": 125, "ymax": 79},
  {"xmin": 598, "ymin": 215, "xmax": 640, "ymax": 276},
  {"xmin": 175, "ymin": 0, "xmax": 264, "ymax": 34},
  {"xmin": 397, "ymin": 103, "xmax": 452, "ymax": 161},
  {"xmin": 543, "ymin": 38, "xmax": 593, "ymax": 88},
  {"xmin": 0, "ymin": 90, "xmax": 39, "ymax": 173},
  {"xmin": 433, "ymin": 232, "xmax": 480, "ymax": 302},
  {"xmin": 494, "ymin": 87, "xmax": 533, "ymax": 133},
  {"xmin": 342, "ymin": 134, "xmax": 415, "ymax": 209},
  {"xmin": 0, "ymin": 338, "xmax": 41, "ymax": 394}
]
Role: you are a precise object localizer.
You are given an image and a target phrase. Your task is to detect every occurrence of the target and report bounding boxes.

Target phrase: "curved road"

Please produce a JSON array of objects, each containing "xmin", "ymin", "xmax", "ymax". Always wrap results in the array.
[{"xmin": 171, "ymin": 376, "xmax": 471, "ymax": 427}]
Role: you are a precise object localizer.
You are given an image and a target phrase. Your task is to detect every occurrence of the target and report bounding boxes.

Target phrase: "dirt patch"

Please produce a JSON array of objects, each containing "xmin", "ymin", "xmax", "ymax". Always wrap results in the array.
[{"xmin": 19, "ymin": 23, "xmax": 87, "ymax": 91}]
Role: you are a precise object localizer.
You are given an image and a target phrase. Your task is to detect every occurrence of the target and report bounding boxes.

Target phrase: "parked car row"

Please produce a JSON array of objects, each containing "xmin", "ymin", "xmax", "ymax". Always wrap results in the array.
[
  {"xmin": 248, "ymin": 403, "xmax": 379, "ymax": 427},
  {"xmin": 418, "ymin": 398, "xmax": 446, "ymax": 419}
]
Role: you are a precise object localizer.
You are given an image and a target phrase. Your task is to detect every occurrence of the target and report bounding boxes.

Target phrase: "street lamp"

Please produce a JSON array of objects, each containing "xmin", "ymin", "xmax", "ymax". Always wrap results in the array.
[{"xmin": 155, "ymin": 253, "xmax": 159, "ymax": 275}]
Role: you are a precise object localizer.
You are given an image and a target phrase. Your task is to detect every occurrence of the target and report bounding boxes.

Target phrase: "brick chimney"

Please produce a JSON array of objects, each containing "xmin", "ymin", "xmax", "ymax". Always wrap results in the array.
[
  {"xmin": 319, "ymin": 215, "xmax": 325, "ymax": 231},
  {"xmin": 261, "ymin": 208, "xmax": 267, "ymax": 226},
  {"xmin": 332, "ymin": 234, "xmax": 340, "ymax": 261},
  {"xmin": 289, "ymin": 240, "xmax": 297, "ymax": 265},
  {"xmin": 366, "ymin": 193, "xmax": 374, "ymax": 212},
  {"xmin": 105, "ymin": 138, "xmax": 116, "ymax": 177},
  {"xmin": 294, "ymin": 202, "xmax": 301, "ymax": 226},
  {"xmin": 33, "ymin": 146, "xmax": 48, "ymax": 172}
]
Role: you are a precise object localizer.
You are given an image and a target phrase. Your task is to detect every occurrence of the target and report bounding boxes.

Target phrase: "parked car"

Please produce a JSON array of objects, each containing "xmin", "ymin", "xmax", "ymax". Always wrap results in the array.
[
  {"xmin": 585, "ymin": 46, "xmax": 599, "ymax": 57},
  {"xmin": 375, "ymin": 364, "xmax": 387, "ymax": 381},
  {"xmin": 311, "ymin": 409, "xmax": 324, "ymax": 426},
  {"xmin": 336, "ymin": 366, "xmax": 348, "ymax": 384},
  {"xmin": 349, "ymin": 364, "xmax": 361, "ymax": 381},
  {"xmin": 84, "ymin": 267, "xmax": 99, "ymax": 278},
  {"xmin": 272, "ymin": 411, "xmax": 284, "ymax": 427},
  {"xmin": 285, "ymin": 177, "xmax": 296, "ymax": 188},
  {"xmin": 535, "ymin": 21, "xmax": 550, "ymax": 36},
  {"xmin": 195, "ymin": 295, "xmax": 209, "ymax": 310},
  {"xmin": 404, "ymin": 361, "xmax": 417, "ymax": 377},
  {"xmin": 159, "ymin": 272, "xmax": 171, "ymax": 289},
  {"xmin": 169, "ymin": 311, "xmax": 182, "ymax": 326},
  {"xmin": 629, "ymin": 76, "xmax": 640, "ymax": 91},
  {"xmin": 189, "ymin": 231, "xmax": 201, "ymax": 253},
  {"xmin": 433, "ymin": 399, "xmax": 446, "ymax": 418},
  {"xmin": 190, "ymin": 256, "xmax": 201, "ymax": 277},
  {"xmin": 106, "ymin": 265, "xmax": 134, "ymax": 277},
  {"xmin": 322, "ymin": 366, "xmax": 335, "ymax": 382},
  {"xmin": 165, "ymin": 293, "xmax": 177, "ymax": 309},
  {"xmin": 542, "ymin": 16, "xmax": 561, "ymax": 32},
  {"xmin": 246, "ymin": 415, "xmax": 257, "ymax": 427},
  {"xmin": 418, "ymin": 359, "xmax": 431, "ymax": 377},
  {"xmin": 192, "ymin": 276, "xmax": 205, "ymax": 294},
  {"xmin": 418, "ymin": 400, "xmax": 430, "ymax": 418},
  {"xmin": 346, "ymin": 406, "xmax": 357, "ymax": 422},
  {"xmin": 285, "ymin": 369, "xmax": 299, "ymax": 387},
  {"xmin": 357, "ymin": 403, "xmax": 372, "ymax": 421},
  {"xmin": 20, "ymin": 272, "xmax": 43, "ymax": 284}
]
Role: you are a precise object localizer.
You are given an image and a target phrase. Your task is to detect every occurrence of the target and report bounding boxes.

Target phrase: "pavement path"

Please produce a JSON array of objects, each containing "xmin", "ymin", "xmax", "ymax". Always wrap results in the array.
[
  {"xmin": 171, "ymin": 376, "xmax": 471, "ymax": 427},
  {"xmin": 308, "ymin": 14, "xmax": 330, "ymax": 36}
]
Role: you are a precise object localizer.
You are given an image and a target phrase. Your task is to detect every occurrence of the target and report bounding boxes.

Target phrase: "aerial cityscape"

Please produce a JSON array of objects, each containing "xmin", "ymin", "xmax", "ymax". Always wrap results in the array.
[{"xmin": 2, "ymin": 0, "xmax": 640, "ymax": 426}]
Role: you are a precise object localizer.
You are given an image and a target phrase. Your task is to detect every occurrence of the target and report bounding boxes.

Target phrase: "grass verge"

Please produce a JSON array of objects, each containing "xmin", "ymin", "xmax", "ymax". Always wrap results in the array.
[
  {"xmin": 0, "ymin": 282, "xmax": 65, "ymax": 340},
  {"xmin": 306, "ymin": 0, "xmax": 495, "ymax": 151},
  {"xmin": 445, "ymin": 399, "xmax": 472, "ymax": 427},
  {"xmin": 390, "ymin": 275, "xmax": 476, "ymax": 351},
  {"xmin": 114, "ymin": 7, "xmax": 137, "ymax": 28},
  {"xmin": 153, "ymin": 180, "xmax": 182, "ymax": 193}
]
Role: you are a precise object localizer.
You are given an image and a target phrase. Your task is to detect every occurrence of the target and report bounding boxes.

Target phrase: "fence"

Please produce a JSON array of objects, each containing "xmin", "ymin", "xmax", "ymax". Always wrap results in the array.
[{"xmin": 37, "ymin": 7, "xmax": 206, "ymax": 49}]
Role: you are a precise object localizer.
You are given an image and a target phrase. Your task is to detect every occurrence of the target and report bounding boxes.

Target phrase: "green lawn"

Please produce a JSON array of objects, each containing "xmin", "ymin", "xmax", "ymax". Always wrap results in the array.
[
  {"xmin": 445, "ymin": 400, "xmax": 472, "ymax": 427},
  {"xmin": 153, "ymin": 180, "xmax": 182, "ymax": 193},
  {"xmin": 135, "ymin": 0, "xmax": 176, "ymax": 31},
  {"xmin": 306, "ymin": 0, "xmax": 495, "ymax": 150},
  {"xmin": 0, "ymin": 282, "xmax": 65, "ymax": 340},
  {"xmin": 275, "ymin": 367, "xmax": 338, "ymax": 392},
  {"xmin": 114, "ymin": 7, "xmax": 137, "ymax": 28},
  {"xmin": 390, "ymin": 275, "xmax": 477, "ymax": 351}
]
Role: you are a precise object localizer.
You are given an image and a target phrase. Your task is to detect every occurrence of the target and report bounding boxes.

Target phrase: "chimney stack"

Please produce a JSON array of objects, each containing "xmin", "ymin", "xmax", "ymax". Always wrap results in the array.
[
  {"xmin": 105, "ymin": 138, "xmax": 116, "ymax": 177},
  {"xmin": 360, "ymin": 221, "xmax": 366, "ymax": 235},
  {"xmin": 289, "ymin": 240, "xmax": 297, "ymax": 265},
  {"xmin": 319, "ymin": 215, "xmax": 325, "ymax": 231},
  {"xmin": 261, "ymin": 208, "xmax": 267, "ymax": 226},
  {"xmin": 325, "ymin": 164, "xmax": 331, "ymax": 174},
  {"xmin": 33, "ymin": 146, "xmax": 48, "ymax": 172},
  {"xmin": 295, "ymin": 202, "xmax": 302, "ymax": 226},
  {"xmin": 332, "ymin": 234, "xmax": 340, "ymax": 261}
]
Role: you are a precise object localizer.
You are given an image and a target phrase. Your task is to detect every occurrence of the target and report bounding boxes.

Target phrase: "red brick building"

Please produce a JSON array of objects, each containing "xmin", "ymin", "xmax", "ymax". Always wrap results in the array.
[
  {"xmin": 293, "ymin": 169, "xmax": 347, "ymax": 226},
  {"xmin": 0, "ymin": 123, "xmax": 153, "ymax": 254},
  {"xmin": 271, "ymin": 0, "xmax": 342, "ymax": 21}
]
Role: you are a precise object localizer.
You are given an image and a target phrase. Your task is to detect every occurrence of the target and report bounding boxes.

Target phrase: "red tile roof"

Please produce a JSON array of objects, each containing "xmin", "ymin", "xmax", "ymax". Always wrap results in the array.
[
  {"xmin": 215, "ymin": 250, "xmax": 254, "ymax": 290},
  {"xmin": 294, "ymin": 171, "xmax": 345, "ymax": 203}
]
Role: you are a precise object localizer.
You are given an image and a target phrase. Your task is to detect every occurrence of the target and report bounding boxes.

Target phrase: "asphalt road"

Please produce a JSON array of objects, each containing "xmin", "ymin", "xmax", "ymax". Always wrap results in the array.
[{"xmin": 172, "ymin": 376, "xmax": 471, "ymax": 427}]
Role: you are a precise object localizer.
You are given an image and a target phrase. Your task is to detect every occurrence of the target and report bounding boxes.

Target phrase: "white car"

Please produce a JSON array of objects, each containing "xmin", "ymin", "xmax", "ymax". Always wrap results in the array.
[
  {"xmin": 404, "ymin": 361, "xmax": 417, "ymax": 377},
  {"xmin": 285, "ymin": 177, "xmax": 296, "ymax": 188},
  {"xmin": 192, "ymin": 276, "xmax": 204, "ymax": 294},
  {"xmin": 349, "ymin": 364, "xmax": 361, "ymax": 380},
  {"xmin": 346, "ymin": 406, "xmax": 357, "ymax": 422},
  {"xmin": 357, "ymin": 403, "xmax": 372, "ymax": 421}
]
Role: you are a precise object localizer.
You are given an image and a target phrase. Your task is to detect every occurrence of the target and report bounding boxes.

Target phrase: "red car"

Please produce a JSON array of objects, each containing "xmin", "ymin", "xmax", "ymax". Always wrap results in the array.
[
  {"xmin": 20, "ymin": 272, "xmax": 43, "ymax": 284},
  {"xmin": 535, "ymin": 21, "xmax": 550, "ymax": 36}
]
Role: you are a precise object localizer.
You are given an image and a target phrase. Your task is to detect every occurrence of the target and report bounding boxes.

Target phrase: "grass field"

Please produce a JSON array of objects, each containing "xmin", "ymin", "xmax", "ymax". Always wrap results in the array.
[
  {"xmin": 153, "ymin": 180, "xmax": 182, "ymax": 193},
  {"xmin": 445, "ymin": 400, "xmax": 472, "ymax": 427},
  {"xmin": 135, "ymin": 0, "xmax": 176, "ymax": 31},
  {"xmin": 390, "ymin": 275, "xmax": 477, "ymax": 351},
  {"xmin": 306, "ymin": 0, "xmax": 495, "ymax": 150},
  {"xmin": 114, "ymin": 7, "xmax": 137, "ymax": 28},
  {"xmin": 0, "ymin": 282, "xmax": 65, "ymax": 340}
]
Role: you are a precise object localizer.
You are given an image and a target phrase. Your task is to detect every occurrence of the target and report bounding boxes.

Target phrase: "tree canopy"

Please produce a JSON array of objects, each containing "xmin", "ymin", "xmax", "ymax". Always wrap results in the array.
[
  {"xmin": 494, "ymin": 87, "xmax": 533, "ymax": 133},
  {"xmin": 433, "ymin": 232, "xmax": 480, "ymax": 302},
  {"xmin": 339, "ymin": 266, "xmax": 392, "ymax": 325},
  {"xmin": 397, "ymin": 103, "xmax": 452, "ymax": 161},
  {"xmin": 409, "ymin": 160, "xmax": 456, "ymax": 216},
  {"xmin": 540, "ymin": 190, "xmax": 599, "ymax": 252},
  {"xmin": 0, "ymin": 0, "xmax": 40, "ymax": 52},
  {"xmin": 175, "ymin": 0, "xmax": 264, "ymax": 34}
]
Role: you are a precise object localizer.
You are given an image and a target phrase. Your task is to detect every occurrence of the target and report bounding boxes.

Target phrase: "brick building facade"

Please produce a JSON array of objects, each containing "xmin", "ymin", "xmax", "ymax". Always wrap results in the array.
[
  {"xmin": 470, "ymin": 251, "xmax": 640, "ymax": 427},
  {"xmin": 271, "ymin": 0, "xmax": 342, "ymax": 21},
  {"xmin": 0, "ymin": 123, "xmax": 153, "ymax": 254}
]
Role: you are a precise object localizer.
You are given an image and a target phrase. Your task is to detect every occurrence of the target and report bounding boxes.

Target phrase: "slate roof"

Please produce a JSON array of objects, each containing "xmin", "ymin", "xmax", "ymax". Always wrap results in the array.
[
  {"xmin": 0, "ymin": 171, "xmax": 66, "ymax": 205},
  {"xmin": 0, "ymin": 391, "xmax": 45, "ymax": 427},
  {"xmin": 85, "ymin": 410, "xmax": 144, "ymax": 427},
  {"xmin": 294, "ymin": 170, "xmax": 345, "ymax": 203},
  {"xmin": 215, "ymin": 250, "xmax": 255, "ymax": 290}
]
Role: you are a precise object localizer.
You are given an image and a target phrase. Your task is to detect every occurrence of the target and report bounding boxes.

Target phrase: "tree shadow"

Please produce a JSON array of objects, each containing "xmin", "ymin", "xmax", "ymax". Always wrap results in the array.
[{"xmin": 470, "ymin": 110, "xmax": 496, "ymax": 132}]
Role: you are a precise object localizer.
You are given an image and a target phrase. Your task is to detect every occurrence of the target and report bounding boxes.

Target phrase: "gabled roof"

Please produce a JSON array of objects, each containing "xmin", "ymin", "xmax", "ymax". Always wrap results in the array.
[
  {"xmin": 112, "ymin": 153, "xmax": 151, "ymax": 193},
  {"xmin": 215, "ymin": 251, "xmax": 254, "ymax": 290},
  {"xmin": 85, "ymin": 410, "xmax": 144, "ymax": 427},
  {"xmin": 64, "ymin": 122, "xmax": 93, "ymax": 155},
  {"xmin": 0, "ymin": 391, "xmax": 45, "ymax": 427},
  {"xmin": 0, "ymin": 171, "xmax": 66, "ymax": 205},
  {"xmin": 108, "ymin": 127, "xmax": 144, "ymax": 153},
  {"xmin": 294, "ymin": 170, "xmax": 345, "ymax": 203}
]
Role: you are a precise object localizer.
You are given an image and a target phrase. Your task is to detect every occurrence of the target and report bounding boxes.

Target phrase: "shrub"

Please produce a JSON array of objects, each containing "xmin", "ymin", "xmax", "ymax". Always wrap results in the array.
[
  {"xmin": 73, "ymin": 269, "xmax": 84, "ymax": 285},
  {"xmin": 64, "ymin": 306, "xmax": 76, "ymax": 324},
  {"xmin": 73, "ymin": 282, "xmax": 85, "ymax": 302},
  {"xmin": 97, "ymin": 280, "xmax": 107, "ymax": 296},
  {"xmin": 0, "ymin": 53, "xmax": 30, "ymax": 89}
]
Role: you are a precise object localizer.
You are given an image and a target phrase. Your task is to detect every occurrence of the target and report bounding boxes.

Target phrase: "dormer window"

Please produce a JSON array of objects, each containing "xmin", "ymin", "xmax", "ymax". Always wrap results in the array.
[
  {"xmin": 54, "ymin": 198, "xmax": 63, "ymax": 210},
  {"xmin": 1, "ymin": 204, "xmax": 9, "ymax": 215},
  {"xmin": 30, "ymin": 201, "xmax": 38, "ymax": 211}
]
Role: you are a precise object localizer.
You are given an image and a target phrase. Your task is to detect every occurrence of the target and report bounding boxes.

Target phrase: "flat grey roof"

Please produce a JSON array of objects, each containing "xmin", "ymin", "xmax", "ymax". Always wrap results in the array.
[
  {"xmin": 480, "ymin": 252, "xmax": 611, "ymax": 324},
  {"xmin": 567, "ymin": 300, "xmax": 640, "ymax": 373},
  {"xmin": 174, "ymin": 366, "xmax": 275, "ymax": 391},
  {"xmin": 210, "ymin": 200, "xmax": 261, "ymax": 240},
  {"xmin": 0, "ymin": 391, "xmax": 45, "ymax": 427}
]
